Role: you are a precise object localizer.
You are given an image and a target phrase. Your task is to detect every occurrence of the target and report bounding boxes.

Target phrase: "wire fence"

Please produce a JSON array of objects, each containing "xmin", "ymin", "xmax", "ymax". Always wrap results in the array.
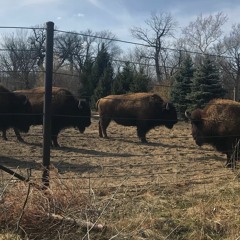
[{"xmin": 0, "ymin": 22, "xmax": 239, "ymax": 193}]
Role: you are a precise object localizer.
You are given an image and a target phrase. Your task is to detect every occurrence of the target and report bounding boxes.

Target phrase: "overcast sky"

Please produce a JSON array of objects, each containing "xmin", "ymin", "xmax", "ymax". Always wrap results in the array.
[{"xmin": 1, "ymin": 0, "xmax": 240, "ymax": 43}]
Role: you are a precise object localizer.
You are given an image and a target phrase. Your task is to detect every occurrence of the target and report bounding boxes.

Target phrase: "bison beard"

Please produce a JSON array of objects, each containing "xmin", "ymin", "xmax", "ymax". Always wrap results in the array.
[
  {"xmin": 185, "ymin": 98, "xmax": 240, "ymax": 168},
  {"xmin": 96, "ymin": 93, "xmax": 178, "ymax": 143},
  {"xmin": 0, "ymin": 85, "xmax": 32, "ymax": 136},
  {"xmin": 3, "ymin": 87, "xmax": 91, "ymax": 147}
]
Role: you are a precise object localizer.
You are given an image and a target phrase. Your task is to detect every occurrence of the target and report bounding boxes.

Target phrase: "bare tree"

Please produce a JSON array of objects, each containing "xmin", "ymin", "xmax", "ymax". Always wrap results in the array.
[
  {"xmin": 28, "ymin": 26, "xmax": 46, "ymax": 86},
  {"xmin": 130, "ymin": 12, "xmax": 178, "ymax": 82},
  {"xmin": 54, "ymin": 29, "xmax": 121, "ymax": 73},
  {"xmin": 0, "ymin": 30, "xmax": 41, "ymax": 89},
  {"xmin": 95, "ymin": 30, "xmax": 122, "ymax": 58},
  {"xmin": 216, "ymin": 23, "xmax": 240, "ymax": 100},
  {"xmin": 181, "ymin": 12, "xmax": 228, "ymax": 54},
  {"xmin": 54, "ymin": 31, "xmax": 84, "ymax": 73}
]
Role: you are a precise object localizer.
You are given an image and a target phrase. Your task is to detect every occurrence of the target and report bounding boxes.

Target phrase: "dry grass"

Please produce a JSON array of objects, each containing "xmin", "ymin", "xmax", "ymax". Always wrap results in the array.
[
  {"xmin": 1, "ymin": 120, "xmax": 240, "ymax": 239},
  {"xmin": 1, "ymin": 172, "xmax": 240, "ymax": 240},
  {"xmin": 0, "ymin": 172, "xmax": 100, "ymax": 239}
]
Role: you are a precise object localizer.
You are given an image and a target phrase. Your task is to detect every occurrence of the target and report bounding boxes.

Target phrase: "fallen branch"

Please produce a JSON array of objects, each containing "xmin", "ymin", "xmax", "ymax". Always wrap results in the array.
[{"xmin": 47, "ymin": 213, "xmax": 104, "ymax": 232}]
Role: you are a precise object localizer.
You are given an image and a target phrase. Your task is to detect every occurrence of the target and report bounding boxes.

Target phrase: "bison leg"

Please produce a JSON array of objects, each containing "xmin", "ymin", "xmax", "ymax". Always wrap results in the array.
[
  {"xmin": 2, "ymin": 130, "xmax": 7, "ymax": 140},
  {"xmin": 13, "ymin": 128, "xmax": 24, "ymax": 142},
  {"xmin": 98, "ymin": 121, "xmax": 103, "ymax": 138},
  {"xmin": 99, "ymin": 118, "xmax": 110, "ymax": 138},
  {"xmin": 51, "ymin": 134, "xmax": 60, "ymax": 147},
  {"xmin": 137, "ymin": 126, "xmax": 147, "ymax": 143}
]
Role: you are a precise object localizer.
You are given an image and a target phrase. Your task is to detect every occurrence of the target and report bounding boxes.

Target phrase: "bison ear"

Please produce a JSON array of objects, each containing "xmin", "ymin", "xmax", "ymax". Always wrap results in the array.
[
  {"xmin": 78, "ymin": 99, "xmax": 89, "ymax": 109},
  {"xmin": 162, "ymin": 102, "xmax": 170, "ymax": 111},
  {"xmin": 185, "ymin": 109, "xmax": 203, "ymax": 123}
]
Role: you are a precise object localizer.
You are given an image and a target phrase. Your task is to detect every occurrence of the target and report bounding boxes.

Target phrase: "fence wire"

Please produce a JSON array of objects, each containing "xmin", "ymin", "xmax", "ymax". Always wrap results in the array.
[{"xmin": 0, "ymin": 24, "xmax": 239, "ymax": 194}]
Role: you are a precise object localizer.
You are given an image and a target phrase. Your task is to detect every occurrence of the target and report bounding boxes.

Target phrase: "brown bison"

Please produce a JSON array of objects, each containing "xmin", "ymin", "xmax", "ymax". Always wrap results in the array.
[
  {"xmin": 185, "ymin": 98, "xmax": 240, "ymax": 168},
  {"xmin": 96, "ymin": 92, "xmax": 178, "ymax": 142},
  {"xmin": 0, "ymin": 85, "xmax": 32, "ymax": 137},
  {"xmin": 3, "ymin": 87, "xmax": 91, "ymax": 147}
]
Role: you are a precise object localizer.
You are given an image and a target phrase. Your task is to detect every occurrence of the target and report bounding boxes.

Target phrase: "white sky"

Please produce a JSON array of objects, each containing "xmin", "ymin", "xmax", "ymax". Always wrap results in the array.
[{"xmin": 1, "ymin": 0, "xmax": 240, "ymax": 43}]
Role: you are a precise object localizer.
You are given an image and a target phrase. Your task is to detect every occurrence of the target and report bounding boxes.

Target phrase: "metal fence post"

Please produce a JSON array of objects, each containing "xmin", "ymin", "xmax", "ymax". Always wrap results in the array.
[{"xmin": 42, "ymin": 21, "xmax": 54, "ymax": 188}]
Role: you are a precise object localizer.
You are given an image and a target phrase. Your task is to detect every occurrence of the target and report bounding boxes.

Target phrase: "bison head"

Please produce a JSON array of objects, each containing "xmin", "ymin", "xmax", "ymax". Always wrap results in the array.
[
  {"xmin": 77, "ymin": 99, "xmax": 91, "ymax": 133},
  {"xmin": 185, "ymin": 109, "xmax": 205, "ymax": 146},
  {"xmin": 14, "ymin": 94, "xmax": 32, "ymax": 132},
  {"xmin": 162, "ymin": 102, "xmax": 178, "ymax": 129}
]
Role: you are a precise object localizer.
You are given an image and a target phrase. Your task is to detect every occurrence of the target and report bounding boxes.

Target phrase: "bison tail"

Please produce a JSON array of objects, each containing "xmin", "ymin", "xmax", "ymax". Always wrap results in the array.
[{"xmin": 95, "ymin": 99, "xmax": 100, "ymax": 111}]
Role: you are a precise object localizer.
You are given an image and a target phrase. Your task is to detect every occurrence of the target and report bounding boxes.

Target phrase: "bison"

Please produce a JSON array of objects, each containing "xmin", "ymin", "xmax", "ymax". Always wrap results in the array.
[
  {"xmin": 185, "ymin": 98, "xmax": 240, "ymax": 168},
  {"xmin": 96, "ymin": 92, "xmax": 178, "ymax": 143},
  {"xmin": 0, "ymin": 85, "xmax": 32, "ymax": 137},
  {"xmin": 3, "ymin": 87, "xmax": 91, "ymax": 147}
]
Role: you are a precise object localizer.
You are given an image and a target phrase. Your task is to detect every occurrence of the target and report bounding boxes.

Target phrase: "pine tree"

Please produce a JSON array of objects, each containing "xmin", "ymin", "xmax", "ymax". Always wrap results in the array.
[
  {"xmin": 112, "ymin": 62, "xmax": 134, "ymax": 94},
  {"xmin": 170, "ymin": 54, "xmax": 194, "ymax": 119},
  {"xmin": 187, "ymin": 55, "xmax": 226, "ymax": 110},
  {"xmin": 90, "ymin": 44, "xmax": 113, "ymax": 104},
  {"xmin": 93, "ymin": 62, "xmax": 113, "ymax": 102},
  {"xmin": 112, "ymin": 63, "xmax": 150, "ymax": 94},
  {"xmin": 79, "ymin": 57, "xmax": 94, "ymax": 98},
  {"xmin": 130, "ymin": 67, "xmax": 150, "ymax": 93}
]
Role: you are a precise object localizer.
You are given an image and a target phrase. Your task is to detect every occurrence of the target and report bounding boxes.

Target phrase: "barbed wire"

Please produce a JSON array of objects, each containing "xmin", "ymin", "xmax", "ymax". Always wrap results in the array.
[
  {"xmin": 0, "ymin": 25, "xmax": 234, "ymax": 63},
  {"xmin": 0, "ymin": 25, "xmax": 231, "ymax": 62},
  {"xmin": 0, "ymin": 26, "xmax": 45, "ymax": 31},
  {"xmin": 54, "ymin": 29, "xmax": 232, "ymax": 60},
  {"xmin": 0, "ymin": 24, "xmax": 239, "ymax": 191},
  {"xmin": 0, "ymin": 170, "xmax": 236, "ymax": 193}
]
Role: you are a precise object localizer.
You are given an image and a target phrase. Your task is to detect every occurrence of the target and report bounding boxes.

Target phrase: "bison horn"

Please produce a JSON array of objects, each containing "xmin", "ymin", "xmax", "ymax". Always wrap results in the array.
[
  {"xmin": 185, "ymin": 111, "xmax": 191, "ymax": 120},
  {"xmin": 165, "ymin": 102, "xmax": 169, "ymax": 110},
  {"xmin": 78, "ymin": 100, "xmax": 83, "ymax": 109},
  {"xmin": 23, "ymin": 96, "xmax": 28, "ymax": 105}
]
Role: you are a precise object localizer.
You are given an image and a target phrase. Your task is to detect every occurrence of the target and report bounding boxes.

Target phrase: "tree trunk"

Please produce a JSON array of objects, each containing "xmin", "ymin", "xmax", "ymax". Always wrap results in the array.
[
  {"xmin": 154, "ymin": 52, "xmax": 162, "ymax": 82},
  {"xmin": 235, "ymin": 71, "xmax": 240, "ymax": 101}
]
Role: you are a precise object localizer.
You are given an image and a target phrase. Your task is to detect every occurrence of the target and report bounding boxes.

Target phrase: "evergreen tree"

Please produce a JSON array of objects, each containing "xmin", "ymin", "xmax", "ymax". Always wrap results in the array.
[
  {"xmin": 79, "ymin": 57, "xmax": 94, "ymax": 98},
  {"xmin": 112, "ymin": 62, "xmax": 134, "ymax": 94},
  {"xmin": 130, "ymin": 67, "xmax": 150, "ymax": 93},
  {"xmin": 187, "ymin": 55, "xmax": 226, "ymax": 110},
  {"xmin": 93, "ymin": 62, "xmax": 113, "ymax": 103},
  {"xmin": 170, "ymin": 54, "xmax": 194, "ymax": 118},
  {"xmin": 92, "ymin": 44, "xmax": 113, "ymax": 103},
  {"xmin": 112, "ymin": 63, "xmax": 150, "ymax": 94}
]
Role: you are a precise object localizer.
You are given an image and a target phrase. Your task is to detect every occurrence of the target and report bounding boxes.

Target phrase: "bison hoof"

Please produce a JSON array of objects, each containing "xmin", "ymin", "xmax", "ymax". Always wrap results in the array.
[{"xmin": 17, "ymin": 137, "xmax": 24, "ymax": 142}]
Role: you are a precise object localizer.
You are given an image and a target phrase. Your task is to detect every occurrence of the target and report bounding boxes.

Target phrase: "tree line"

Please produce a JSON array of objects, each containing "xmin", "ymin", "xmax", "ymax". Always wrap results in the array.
[{"xmin": 0, "ymin": 11, "xmax": 239, "ymax": 112}]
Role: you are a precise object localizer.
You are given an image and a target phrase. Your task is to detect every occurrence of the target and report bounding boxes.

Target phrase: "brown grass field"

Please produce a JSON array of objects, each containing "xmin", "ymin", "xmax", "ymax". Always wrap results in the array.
[{"xmin": 1, "ymin": 116, "xmax": 240, "ymax": 240}]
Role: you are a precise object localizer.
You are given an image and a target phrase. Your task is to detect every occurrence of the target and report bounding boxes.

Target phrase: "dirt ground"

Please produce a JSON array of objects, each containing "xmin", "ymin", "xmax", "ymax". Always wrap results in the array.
[
  {"xmin": 1, "ymin": 116, "xmax": 240, "ymax": 239},
  {"xmin": 0, "ymin": 116, "xmax": 235, "ymax": 188}
]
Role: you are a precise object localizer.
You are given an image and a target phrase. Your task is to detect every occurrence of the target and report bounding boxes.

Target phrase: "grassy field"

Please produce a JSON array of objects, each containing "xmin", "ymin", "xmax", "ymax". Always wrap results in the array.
[{"xmin": 0, "ymin": 118, "xmax": 240, "ymax": 239}]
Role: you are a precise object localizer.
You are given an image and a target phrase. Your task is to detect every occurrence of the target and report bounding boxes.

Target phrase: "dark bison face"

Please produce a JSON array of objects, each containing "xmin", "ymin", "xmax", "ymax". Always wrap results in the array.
[
  {"xmin": 14, "ymin": 94, "xmax": 32, "ymax": 132},
  {"xmin": 162, "ymin": 102, "xmax": 178, "ymax": 129},
  {"xmin": 185, "ymin": 109, "xmax": 205, "ymax": 146},
  {"xmin": 77, "ymin": 99, "xmax": 91, "ymax": 133}
]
